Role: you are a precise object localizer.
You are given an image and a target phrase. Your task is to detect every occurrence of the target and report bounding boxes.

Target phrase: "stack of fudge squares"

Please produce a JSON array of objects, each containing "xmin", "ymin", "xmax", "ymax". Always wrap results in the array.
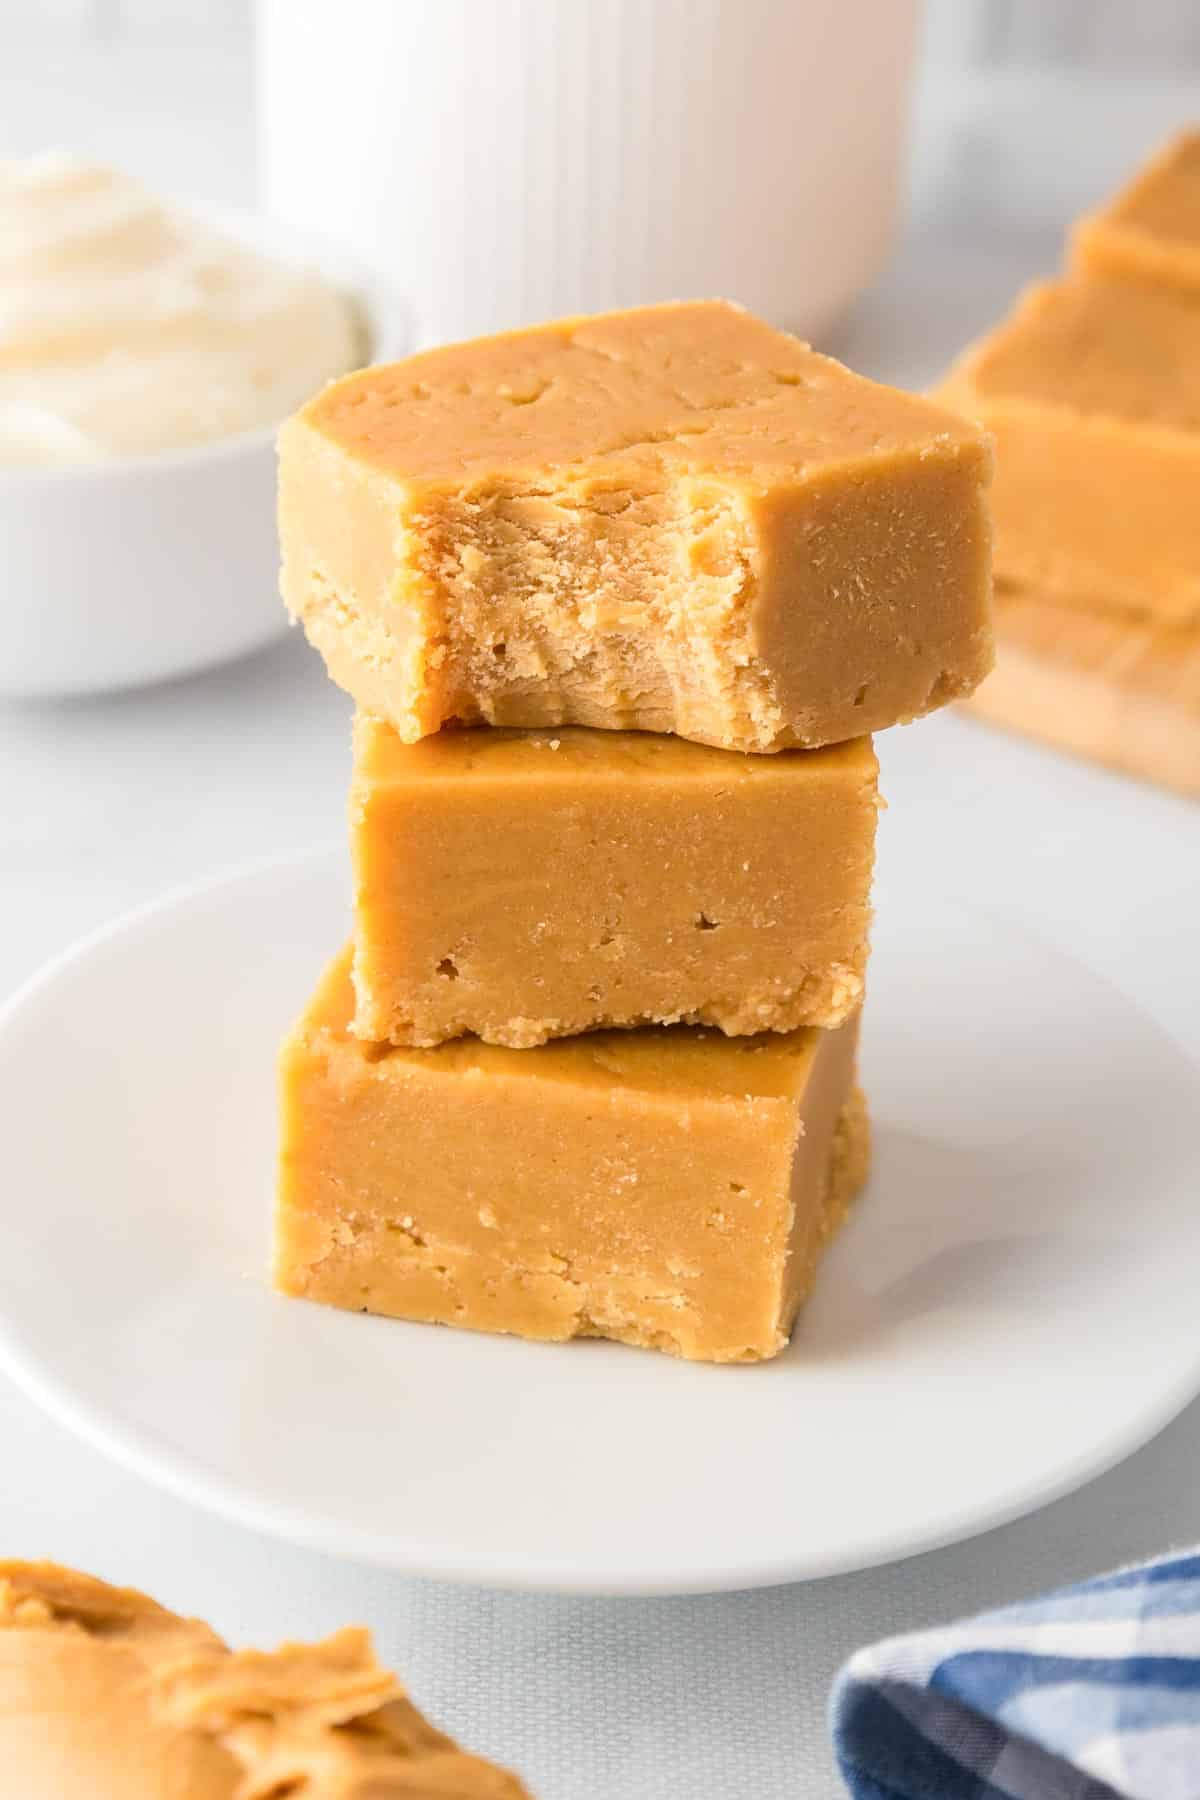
[
  {"xmin": 275, "ymin": 300, "xmax": 992, "ymax": 1364},
  {"xmin": 939, "ymin": 129, "xmax": 1200, "ymax": 799}
]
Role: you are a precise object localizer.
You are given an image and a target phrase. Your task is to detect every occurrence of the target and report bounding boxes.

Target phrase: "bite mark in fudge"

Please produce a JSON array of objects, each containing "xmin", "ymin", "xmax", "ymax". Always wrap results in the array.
[{"xmin": 280, "ymin": 299, "xmax": 993, "ymax": 753}]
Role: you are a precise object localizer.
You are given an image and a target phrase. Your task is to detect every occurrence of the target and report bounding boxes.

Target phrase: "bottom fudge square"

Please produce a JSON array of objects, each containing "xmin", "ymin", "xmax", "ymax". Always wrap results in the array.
[{"xmin": 276, "ymin": 949, "xmax": 868, "ymax": 1364}]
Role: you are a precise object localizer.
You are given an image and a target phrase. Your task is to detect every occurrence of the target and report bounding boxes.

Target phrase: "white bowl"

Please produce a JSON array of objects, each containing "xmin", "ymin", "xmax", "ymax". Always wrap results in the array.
[{"xmin": 0, "ymin": 222, "xmax": 404, "ymax": 700}]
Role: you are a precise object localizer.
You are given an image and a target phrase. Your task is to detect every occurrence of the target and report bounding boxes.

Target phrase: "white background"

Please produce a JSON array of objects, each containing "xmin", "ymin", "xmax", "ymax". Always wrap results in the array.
[{"xmin": 1, "ymin": 7, "xmax": 1199, "ymax": 1797}]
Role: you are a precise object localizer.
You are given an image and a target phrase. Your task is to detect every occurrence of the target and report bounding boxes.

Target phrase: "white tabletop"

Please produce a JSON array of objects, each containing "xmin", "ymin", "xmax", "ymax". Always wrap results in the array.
[{"xmin": 2, "ymin": 48, "xmax": 1199, "ymax": 1800}]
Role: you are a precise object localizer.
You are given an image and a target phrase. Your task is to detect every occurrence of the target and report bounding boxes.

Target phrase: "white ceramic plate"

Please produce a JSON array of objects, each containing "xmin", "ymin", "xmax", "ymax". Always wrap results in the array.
[{"xmin": 1, "ymin": 850, "xmax": 1198, "ymax": 1596}]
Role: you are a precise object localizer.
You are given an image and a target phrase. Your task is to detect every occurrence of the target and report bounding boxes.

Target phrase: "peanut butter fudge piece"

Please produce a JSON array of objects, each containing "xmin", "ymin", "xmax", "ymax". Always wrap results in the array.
[
  {"xmin": 0, "ymin": 1561, "xmax": 237, "ymax": 1798},
  {"xmin": 350, "ymin": 715, "xmax": 878, "ymax": 1047},
  {"xmin": 1073, "ymin": 129, "xmax": 1200, "ymax": 293},
  {"xmin": 279, "ymin": 299, "xmax": 993, "ymax": 753},
  {"xmin": 163, "ymin": 1629, "xmax": 531, "ymax": 1798},
  {"xmin": 0, "ymin": 1561, "xmax": 532, "ymax": 1799},
  {"xmin": 277, "ymin": 949, "xmax": 869, "ymax": 1363},
  {"xmin": 963, "ymin": 582, "xmax": 1200, "ymax": 799},
  {"xmin": 938, "ymin": 276, "xmax": 1200, "ymax": 626}
]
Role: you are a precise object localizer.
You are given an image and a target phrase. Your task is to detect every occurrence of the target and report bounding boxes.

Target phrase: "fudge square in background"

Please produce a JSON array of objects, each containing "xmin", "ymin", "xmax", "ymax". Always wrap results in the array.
[
  {"xmin": 277, "ymin": 951, "xmax": 867, "ymax": 1364},
  {"xmin": 1072, "ymin": 127, "xmax": 1200, "ymax": 293},
  {"xmin": 938, "ymin": 128, "xmax": 1200, "ymax": 798},
  {"xmin": 938, "ymin": 275, "xmax": 1200, "ymax": 626},
  {"xmin": 350, "ymin": 715, "xmax": 878, "ymax": 1048},
  {"xmin": 279, "ymin": 299, "xmax": 993, "ymax": 754}
]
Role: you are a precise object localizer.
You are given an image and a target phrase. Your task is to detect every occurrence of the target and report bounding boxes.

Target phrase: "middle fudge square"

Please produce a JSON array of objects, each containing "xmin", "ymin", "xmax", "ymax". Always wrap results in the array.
[
  {"xmin": 277, "ymin": 950, "xmax": 867, "ymax": 1363},
  {"xmin": 350, "ymin": 715, "xmax": 878, "ymax": 1047}
]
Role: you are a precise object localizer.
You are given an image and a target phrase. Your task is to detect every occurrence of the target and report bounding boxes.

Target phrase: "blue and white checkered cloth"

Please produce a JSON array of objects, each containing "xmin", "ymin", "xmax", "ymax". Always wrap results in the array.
[{"xmin": 832, "ymin": 1550, "xmax": 1200, "ymax": 1800}]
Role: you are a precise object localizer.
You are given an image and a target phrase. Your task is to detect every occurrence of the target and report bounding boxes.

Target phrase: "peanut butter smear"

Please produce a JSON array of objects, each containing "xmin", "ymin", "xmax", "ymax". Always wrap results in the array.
[{"xmin": 0, "ymin": 1562, "xmax": 532, "ymax": 1797}]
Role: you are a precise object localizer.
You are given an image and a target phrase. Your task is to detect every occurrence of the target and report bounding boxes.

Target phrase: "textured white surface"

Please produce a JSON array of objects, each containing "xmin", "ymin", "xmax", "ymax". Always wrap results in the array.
[{"xmin": 1, "ymin": 38, "xmax": 1200, "ymax": 1800}]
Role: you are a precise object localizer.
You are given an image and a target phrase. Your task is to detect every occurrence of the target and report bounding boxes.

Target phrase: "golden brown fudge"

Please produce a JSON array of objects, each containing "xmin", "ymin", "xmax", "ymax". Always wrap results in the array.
[
  {"xmin": 277, "ymin": 950, "xmax": 869, "ymax": 1364},
  {"xmin": 1073, "ymin": 129, "xmax": 1200, "ymax": 293},
  {"xmin": 279, "ymin": 299, "xmax": 993, "ymax": 753},
  {"xmin": 350, "ymin": 715, "xmax": 878, "ymax": 1047},
  {"xmin": 938, "ymin": 275, "xmax": 1200, "ymax": 627},
  {"xmin": 939, "ymin": 133, "xmax": 1200, "ymax": 793},
  {"xmin": 0, "ymin": 1561, "xmax": 237, "ymax": 1799},
  {"xmin": 0, "ymin": 1561, "xmax": 532, "ymax": 1799},
  {"xmin": 963, "ymin": 581, "xmax": 1200, "ymax": 800},
  {"xmin": 935, "ymin": 135, "xmax": 1200, "ymax": 795}
]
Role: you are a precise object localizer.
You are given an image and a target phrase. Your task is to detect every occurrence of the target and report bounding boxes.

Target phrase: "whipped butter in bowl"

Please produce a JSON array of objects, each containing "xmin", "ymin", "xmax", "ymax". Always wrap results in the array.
[{"xmin": 1, "ymin": 154, "xmax": 391, "ymax": 696}]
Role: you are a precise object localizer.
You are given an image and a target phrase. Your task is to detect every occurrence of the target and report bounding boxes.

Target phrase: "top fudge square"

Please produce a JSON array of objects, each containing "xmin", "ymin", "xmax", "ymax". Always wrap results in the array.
[{"xmin": 279, "ymin": 300, "xmax": 993, "ymax": 753}]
